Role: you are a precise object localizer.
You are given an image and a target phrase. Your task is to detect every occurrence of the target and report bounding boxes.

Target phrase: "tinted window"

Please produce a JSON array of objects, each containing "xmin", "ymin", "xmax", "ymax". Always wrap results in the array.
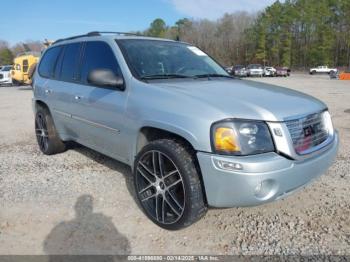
[
  {"xmin": 80, "ymin": 41, "xmax": 121, "ymax": 84},
  {"xmin": 38, "ymin": 46, "xmax": 62, "ymax": 78},
  {"xmin": 60, "ymin": 43, "xmax": 81, "ymax": 81}
]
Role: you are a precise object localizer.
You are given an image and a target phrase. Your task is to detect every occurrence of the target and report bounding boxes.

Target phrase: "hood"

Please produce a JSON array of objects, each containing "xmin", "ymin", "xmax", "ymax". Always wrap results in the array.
[{"xmin": 153, "ymin": 79, "xmax": 326, "ymax": 122}]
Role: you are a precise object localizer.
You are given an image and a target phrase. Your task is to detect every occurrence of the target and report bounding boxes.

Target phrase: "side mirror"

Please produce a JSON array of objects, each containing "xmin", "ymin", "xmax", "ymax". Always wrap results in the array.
[{"xmin": 87, "ymin": 69, "xmax": 124, "ymax": 89}]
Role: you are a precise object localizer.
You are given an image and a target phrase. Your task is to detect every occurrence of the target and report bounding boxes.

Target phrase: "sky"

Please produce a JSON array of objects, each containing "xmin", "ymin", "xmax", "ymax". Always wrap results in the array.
[{"xmin": 0, "ymin": 0, "xmax": 277, "ymax": 44}]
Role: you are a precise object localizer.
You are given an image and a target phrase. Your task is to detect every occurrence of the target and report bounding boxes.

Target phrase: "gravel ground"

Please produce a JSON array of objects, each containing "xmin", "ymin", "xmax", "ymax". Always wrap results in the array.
[{"xmin": 0, "ymin": 75, "xmax": 349, "ymax": 255}]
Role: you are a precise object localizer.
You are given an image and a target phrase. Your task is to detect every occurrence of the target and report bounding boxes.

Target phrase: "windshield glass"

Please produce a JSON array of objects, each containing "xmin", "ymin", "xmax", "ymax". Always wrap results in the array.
[
  {"xmin": 117, "ymin": 39, "xmax": 228, "ymax": 79},
  {"xmin": 248, "ymin": 64, "xmax": 262, "ymax": 69},
  {"xmin": 233, "ymin": 65, "xmax": 244, "ymax": 70},
  {"xmin": 0, "ymin": 66, "xmax": 11, "ymax": 72}
]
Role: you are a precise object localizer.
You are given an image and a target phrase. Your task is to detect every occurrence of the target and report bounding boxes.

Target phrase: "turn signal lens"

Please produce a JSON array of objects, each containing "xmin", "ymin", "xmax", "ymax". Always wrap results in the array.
[
  {"xmin": 211, "ymin": 120, "xmax": 274, "ymax": 156},
  {"xmin": 214, "ymin": 127, "xmax": 240, "ymax": 152}
]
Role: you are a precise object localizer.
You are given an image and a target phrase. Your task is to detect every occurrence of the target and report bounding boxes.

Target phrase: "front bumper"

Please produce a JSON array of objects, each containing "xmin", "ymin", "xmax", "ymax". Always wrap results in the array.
[
  {"xmin": 197, "ymin": 132, "xmax": 339, "ymax": 208},
  {"xmin": 0, "ymin": 78, "xmax": 12, "ymax": 84},
  {"xmin": 249, "ymin": 71, "xmax": 263, "ymax": 76}
]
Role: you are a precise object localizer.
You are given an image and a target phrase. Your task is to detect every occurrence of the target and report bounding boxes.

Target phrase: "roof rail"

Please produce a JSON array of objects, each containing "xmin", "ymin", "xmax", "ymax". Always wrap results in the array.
[
  {"xmin": 90, "ymin": 31, "xmax": 142, "ymax": 36},
  {"xmin": 52, "ymin": 32, "xmax": 99, "ymax": 45},
  {"xmin": 52, "ymin": 31, "xmax": 142, "ymax": 45}
]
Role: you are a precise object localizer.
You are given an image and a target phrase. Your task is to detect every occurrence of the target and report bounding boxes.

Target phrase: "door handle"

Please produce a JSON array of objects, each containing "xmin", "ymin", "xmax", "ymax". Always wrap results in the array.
[{"xmin": 74, "ymin": 95, "xmax": 83, "ymax": 100}]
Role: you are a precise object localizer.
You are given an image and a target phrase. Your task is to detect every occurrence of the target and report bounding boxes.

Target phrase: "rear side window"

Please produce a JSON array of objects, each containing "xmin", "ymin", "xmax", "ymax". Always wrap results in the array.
[
  {"xmin": 60, "ymin": 43, "xmax": 81, "ymax": 82},
  {"xmin": 80, "ymin": 41, "xmax": 121, "ymax": 85},
  {"xmin": 38, "ymin": 46, "xmax": 62, "ymax": 78}
]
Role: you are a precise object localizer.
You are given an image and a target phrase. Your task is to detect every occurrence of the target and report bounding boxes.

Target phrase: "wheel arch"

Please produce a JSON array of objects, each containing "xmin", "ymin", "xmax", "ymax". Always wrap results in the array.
[
  {"xmin": 34, "ymin": 99, "xmax": 50, "ymax": 112},
  {"xmin": 135, "ymin": 126, "xmax": 198, "ymax": 159}
]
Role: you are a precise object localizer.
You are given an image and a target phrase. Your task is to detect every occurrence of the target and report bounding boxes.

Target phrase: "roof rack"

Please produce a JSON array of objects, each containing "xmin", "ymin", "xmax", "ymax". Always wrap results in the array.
[
  {"xmin": 52, "ymin": 31, "xmax": 141, "ymax": 45},
  {"xmin": 90, "ymin": 31, "xmax": 142, "ymax": 36}
]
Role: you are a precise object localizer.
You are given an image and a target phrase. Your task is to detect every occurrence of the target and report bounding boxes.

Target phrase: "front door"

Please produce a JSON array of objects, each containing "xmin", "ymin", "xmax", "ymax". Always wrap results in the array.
[{"xmin": 69, "ymin": 41, "xmax": 129, "ymax": 162}]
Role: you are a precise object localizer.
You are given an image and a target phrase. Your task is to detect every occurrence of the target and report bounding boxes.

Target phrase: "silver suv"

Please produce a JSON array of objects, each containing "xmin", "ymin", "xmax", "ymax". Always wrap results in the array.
[{"xmin": 33, "ymin": 32, "xmax": 339, "ymax": 230}]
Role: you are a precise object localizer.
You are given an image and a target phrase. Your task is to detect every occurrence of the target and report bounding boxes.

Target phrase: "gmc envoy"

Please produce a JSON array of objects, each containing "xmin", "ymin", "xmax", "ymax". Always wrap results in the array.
[{"xmin": 32, "ymin": 32, "xmax": 339, "ymax": 230}]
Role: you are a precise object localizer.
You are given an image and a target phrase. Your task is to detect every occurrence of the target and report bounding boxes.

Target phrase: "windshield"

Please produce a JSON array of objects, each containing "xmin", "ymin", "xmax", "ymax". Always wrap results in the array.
[
  {"xmin": 0, "ymin": 66, "xmax": 11, "ymax": 72},
  {"xmin": 117, "ymin": 39, "xmax": 229, "ymax": 79},
  {"xmin": 248, "ymin": 64, "xmax": 262, "ymax": 69}
]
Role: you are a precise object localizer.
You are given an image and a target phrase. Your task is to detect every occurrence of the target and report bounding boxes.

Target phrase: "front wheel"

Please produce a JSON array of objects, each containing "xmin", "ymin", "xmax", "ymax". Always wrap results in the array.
[
  {"xmin": 133, "ymin": 139, "xmax": 207, "ymax": 230},
  {"xmin": 12, "ymin": 79, "xmax": 20, "ymax": 86}
]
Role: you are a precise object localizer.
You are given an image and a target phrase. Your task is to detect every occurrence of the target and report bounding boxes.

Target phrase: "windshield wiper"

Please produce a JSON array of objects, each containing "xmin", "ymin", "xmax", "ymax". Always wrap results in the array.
[
  {"xmin": 140, "ymin": 74, "xmax": 191, "ymax": 80},
  {"xmin": 193, "ymin": 73, "xmax": 233, "ymax": 79}
]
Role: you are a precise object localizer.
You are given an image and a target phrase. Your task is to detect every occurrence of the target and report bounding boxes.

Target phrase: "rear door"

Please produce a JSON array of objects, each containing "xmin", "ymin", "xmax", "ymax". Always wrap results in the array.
[
  {"xmin": 36, "ymin": 45, "xmax": 64, "ymax": 117},
  {"xmin": 45, "ymin": 42, "xmax": 83, "ymax": 139},
  {"xmin": 69, "ymin": 41, "xmax": 129, "ymax": 161}
]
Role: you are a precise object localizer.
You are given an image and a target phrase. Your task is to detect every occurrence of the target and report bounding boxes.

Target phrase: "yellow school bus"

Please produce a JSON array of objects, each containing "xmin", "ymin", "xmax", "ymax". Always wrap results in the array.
[{"xmin": 11, "ymin": 52, "xmax": 40, "ymax": 85}]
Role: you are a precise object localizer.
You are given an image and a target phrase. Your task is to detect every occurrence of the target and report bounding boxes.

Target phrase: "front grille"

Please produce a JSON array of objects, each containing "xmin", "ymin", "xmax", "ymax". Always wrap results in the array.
[
  {"xmin": 0, "ymin": 74, "xmax": 3, "ymax": 79},
  {"xmin": 286, "ymin": 112, "xmax": 329, "ymax": 154}
]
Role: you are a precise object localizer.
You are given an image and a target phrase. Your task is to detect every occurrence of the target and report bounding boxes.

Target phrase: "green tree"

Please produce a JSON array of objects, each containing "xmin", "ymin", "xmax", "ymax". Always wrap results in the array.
[
  {"xmin": 175, "ymin": 18, "xmax": 192, "ymax": 40},
  {"xmin": 255, "ymin": 22, "xmax": 267, "ymax": 65},
  {"xmin": 0, "ymin": 48, "xmax": 14, "ymax": 65},
  {"xmin": 147, "ymin": 18, "xmax": 167, "ymax": 38}
]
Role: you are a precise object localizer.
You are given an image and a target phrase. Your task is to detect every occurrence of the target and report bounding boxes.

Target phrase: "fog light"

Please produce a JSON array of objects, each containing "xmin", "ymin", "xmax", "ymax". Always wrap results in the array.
[
  {"xmin": 254, "ymin": 179, "xmax": 278, "ymax": 200},
  {"xmin": 213, "ymin": 158, "xmax": 243, "ymax": 171}
]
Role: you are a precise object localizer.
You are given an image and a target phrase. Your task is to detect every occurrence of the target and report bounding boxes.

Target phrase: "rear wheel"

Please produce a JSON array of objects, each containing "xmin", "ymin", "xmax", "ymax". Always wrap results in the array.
[
  {"xmin": 35, "ymin": 106, "xmax": 66, "ymax": 155},
  {"xmin": 134, "ymin": 139, "xmax": 207, "ymax": 230}
]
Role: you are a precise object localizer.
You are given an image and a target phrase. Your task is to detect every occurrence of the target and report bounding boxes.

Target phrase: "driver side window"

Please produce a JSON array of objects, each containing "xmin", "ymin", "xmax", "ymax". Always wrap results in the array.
[{"xmin": 80, "ymin": 41, "xmax": 122, "ymax": 85}]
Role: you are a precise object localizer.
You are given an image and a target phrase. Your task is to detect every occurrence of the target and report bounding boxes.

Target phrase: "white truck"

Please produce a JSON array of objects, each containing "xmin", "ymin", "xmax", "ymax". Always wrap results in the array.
[{"xmin": 310, "ymin": 66, "xmax": 337, "ymax": 75}]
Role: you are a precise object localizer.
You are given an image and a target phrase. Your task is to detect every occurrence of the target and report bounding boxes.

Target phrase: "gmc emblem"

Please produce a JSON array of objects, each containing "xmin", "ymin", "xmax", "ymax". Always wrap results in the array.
[{"xmin": 303, "ymin": 126, "xmax": 314, "ymax": 137}]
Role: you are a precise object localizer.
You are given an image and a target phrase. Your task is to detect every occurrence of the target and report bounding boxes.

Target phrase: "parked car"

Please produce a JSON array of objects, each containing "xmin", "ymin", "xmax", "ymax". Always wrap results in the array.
[
  {"xmin": 247, "ymin": 64, "xmax": 264, "ymax": 77},
  {"xmin": 0, "ymin": 65, "xmax": 13, "ymax": 86},
  {"xmin": 33, "ymin": 32, "xmax": 339, "ymax": 230},
  {"xmin": 282, "ymin": 67, "xmax": 291, "ymax": 76},
  {"xmin": 225, "ymin": 66, "xmax": 233, "ymax": 75},
  {"xmin": 263, "ymin": 66, "xmax": 276, "ymax": 77},
  {"xmin": 233, "ymin": 65, "xmax": 248, "ymax": 77},
  {"xmin": 276, "ymin": 67, "xmax": 288, "ymax": 77},
  {"xmin": 329, "ymin": 70, "xmax": 339, "ymax": 79},
  {"xmin": 309, "ymin": 66, "xmax": 337, "ymax": 75}
]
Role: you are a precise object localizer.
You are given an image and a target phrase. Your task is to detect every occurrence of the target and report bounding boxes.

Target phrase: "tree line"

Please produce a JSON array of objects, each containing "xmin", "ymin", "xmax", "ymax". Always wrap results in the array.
[
  {"xmin": 142, "ymin": 0, "xmax": 350, "ymax": 69},
  {"xmin": 1, "ymin": 0, "xmax": 349, "ymax": 69},
  {"xmin": 0, "ymin": 40, "xmax": 43, "ymax": 65}
]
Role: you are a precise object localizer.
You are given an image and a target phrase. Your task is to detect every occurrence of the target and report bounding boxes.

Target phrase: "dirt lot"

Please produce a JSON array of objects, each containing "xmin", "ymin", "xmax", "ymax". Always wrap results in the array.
[{"xmin": 0, "ymin": 74, "xmax": 349, "ymax": 255}]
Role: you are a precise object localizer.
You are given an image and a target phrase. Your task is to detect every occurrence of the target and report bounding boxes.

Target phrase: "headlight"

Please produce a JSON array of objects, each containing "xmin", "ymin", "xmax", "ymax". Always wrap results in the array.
[{"xmin": 211, "ymin": 120, "xmax": 275, "ymax": 156}]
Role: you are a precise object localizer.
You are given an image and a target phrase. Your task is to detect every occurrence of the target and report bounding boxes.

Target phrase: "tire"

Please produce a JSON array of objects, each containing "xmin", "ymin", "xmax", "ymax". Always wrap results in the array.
[
  {"xmin": 35, "ymin": 106, "xmax": 66, "ymax": 155},
  {"xmin": 133, "ymin": 139, "xmax": 207, "ymax": 230},
  {"xmin": 12, "ymin": 79, "xmax": 20, "ymax": 86}
]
